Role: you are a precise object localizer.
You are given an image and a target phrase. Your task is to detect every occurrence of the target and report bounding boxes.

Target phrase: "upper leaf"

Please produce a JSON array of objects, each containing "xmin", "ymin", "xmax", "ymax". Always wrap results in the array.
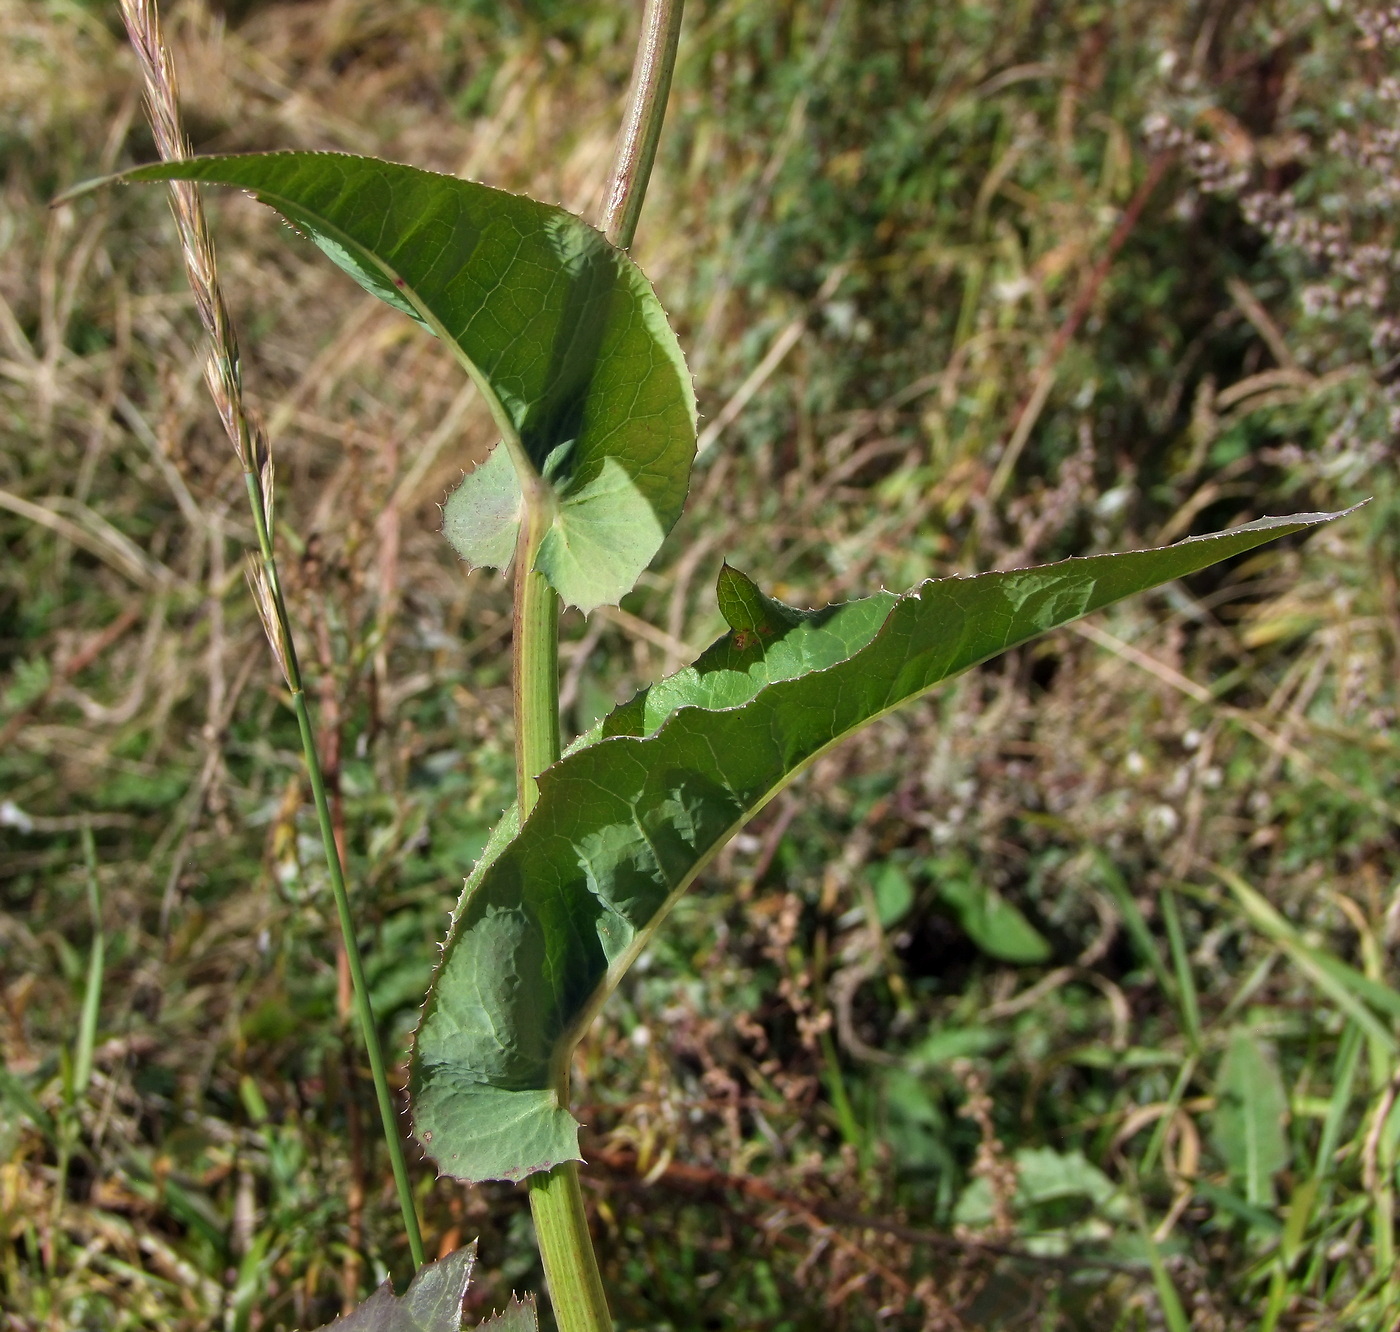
[
  {"xmin": 411, "ymin": 510, "xmax": 1350, "ymax": 1184},
  {"xmin": 114, "ymin": 153, "xmax": 697, "ymax": 612}
]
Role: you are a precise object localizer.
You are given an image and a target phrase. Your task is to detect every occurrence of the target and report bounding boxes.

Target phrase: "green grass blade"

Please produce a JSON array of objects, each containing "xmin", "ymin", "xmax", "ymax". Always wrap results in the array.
[
  {"xmin": 1093, "ymin": 853, "xmax": 1176, "ymax": 999},
  {"xmin": 1315, "ymin": 1022, "xmax": 1363, "ymax": 1186},
  {"xmin": 0, "ymin": 1064, "xmax": 56, "ymax": 1140},
  {"xmin": 72, "ymin": 824, "xmax": 104, "ymax": 1099},
  {"xmin": 1161, "ymin": 887, "xmax": 1201, "ymax": 1052},
  {"xmin": 1141, "ymin": 1227, "xmax": 1192, "ymax": 1332},
  {"xmin": 1220, "ymin": 867, "xmax": 1399, "ymax": 1052},
  {"xmin": 412, "ymin": 511, "xmax": 1352, "ymax": 1184}
]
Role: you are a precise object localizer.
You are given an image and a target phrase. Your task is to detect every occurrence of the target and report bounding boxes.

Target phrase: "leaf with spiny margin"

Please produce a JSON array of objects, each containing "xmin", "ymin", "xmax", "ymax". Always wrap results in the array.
[
  {"xmin": 411, "ymin": 510, "xmax": 1352, "ymax": 1185},
  {"xmin": 95, "ymin": 153, "xmax": 696, "ymax": 612},
  {"xmin": 313, "ymin": 1245, "xmax": 477, "ymax": 1331},
  {"xmin": 477, "ymin": 1297, "xmax": 538, "ymax": 1332}
]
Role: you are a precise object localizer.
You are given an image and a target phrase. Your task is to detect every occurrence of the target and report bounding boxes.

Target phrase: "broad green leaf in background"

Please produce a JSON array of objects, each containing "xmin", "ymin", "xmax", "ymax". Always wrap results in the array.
[
  {"xmin": 412, "ymin": 511, "xmax": 1349, "ymax": 1184},
  {"xmin": 907, "ymin": 1026, "xmax": 1003, "ymax": 1067},
  {"xmin": 1214, "ymin": 1027, "xmax": 1290, "ymax": 1208},
  {"xmin": 99, "ymin": 153, "xmax": 697, "ymax": 612},
  {"xmin": 872, "ymin": 863, "xmax": 915, "ymax": 928}
]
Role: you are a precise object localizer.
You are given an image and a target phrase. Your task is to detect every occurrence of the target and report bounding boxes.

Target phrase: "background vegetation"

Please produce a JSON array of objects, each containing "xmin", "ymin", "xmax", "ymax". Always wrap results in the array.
[{"xmin": 2, "ymin": 0, "xmax": 1397, "ymax": 1328}]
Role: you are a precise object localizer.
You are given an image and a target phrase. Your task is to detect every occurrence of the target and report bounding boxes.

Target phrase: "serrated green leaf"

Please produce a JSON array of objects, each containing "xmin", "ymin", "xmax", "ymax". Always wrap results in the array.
[
  {"xmin": 412, "ymin": 510, "xmax": 1350, "ymax": 1184},
  {"xmin": 1213, "ymin": 1027, "xmax": 1290, "ymax": 1208},
  {"xmin": 109, "ymin": 152, "xmax": 696, "ymax": 612},
  {"xmin": 477, "ymin": 1296, "xmax": 538, "ymax": 1332},
  {"xmin": 313, "ymin": 1245, "xmax": 476, "ymax": 1332}
]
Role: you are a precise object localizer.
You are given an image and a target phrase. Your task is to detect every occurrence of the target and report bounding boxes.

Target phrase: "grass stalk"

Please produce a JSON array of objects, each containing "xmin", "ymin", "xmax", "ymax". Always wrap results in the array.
[
  {"xmin": 73, "ymin": 825, "xmax": 104, "ymax": 1100},
  {"xmin": 116, "ymin": 0, "xmax": 424, "ymax": 1273},
  {"xmin": 521, "ymin": 2, "xmax": 684, "ymax": 1325}
]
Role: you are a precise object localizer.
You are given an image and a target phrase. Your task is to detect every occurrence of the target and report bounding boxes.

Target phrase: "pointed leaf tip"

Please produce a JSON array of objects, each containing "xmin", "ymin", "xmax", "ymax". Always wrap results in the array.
[{"xmin": 715, "ymin": 563, "xmax": 806, "ymax": 640}]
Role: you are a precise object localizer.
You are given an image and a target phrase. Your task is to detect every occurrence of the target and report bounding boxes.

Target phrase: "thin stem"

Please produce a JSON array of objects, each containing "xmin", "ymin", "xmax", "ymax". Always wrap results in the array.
[
  {"xmin": 291, "ymin": 691, "xmax": 425, "ymax": 1267},
  {"xmin": 600, "ymin": 0, "xmax": 686, "ymax": 250},
  {"xmin": 251, "ymin": 474, "xmax": 426, "ymax": 1273}
]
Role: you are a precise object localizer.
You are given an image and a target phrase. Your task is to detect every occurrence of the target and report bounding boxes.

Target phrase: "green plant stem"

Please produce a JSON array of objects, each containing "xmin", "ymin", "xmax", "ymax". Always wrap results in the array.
[
  {"xmin": 244, "ymin": 468, "xmax": 426, "ymax": 1273},
  {"xmin": 74, "ymin": 824, "xmax": 103, "ymax": 1099},
  {"xmin": 528, "ymin": 1165, "xmax": 612, "ymax": 1332},
  {"xmin": 513, "ymin": 567, "xmax": 561, "ymax": 815},
  {"xmin": 514, "ymin": 507, "xmax": 608, "ymax": 1331},
  {"xmin": 518, "ymin": 5, "xmax": 685, "ymax": 1324}
]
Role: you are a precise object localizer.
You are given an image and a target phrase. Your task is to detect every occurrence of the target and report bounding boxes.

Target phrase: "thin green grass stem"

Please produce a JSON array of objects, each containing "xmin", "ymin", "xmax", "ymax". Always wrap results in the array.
[
  {"xmin": 74, "ymin": 825, "xmax": 104, "ymax": 1099},
  {"xmin": 1140, "ymin": 1054, "xmax": 1196, "ymax": 1179},
  {"xmin": 245, "ymin": 468, "xmax": 425, "ymax": 1272},
  {"xmin": 818, "ymin": 1028, "xmax": 864, "ymax": 1162},
  {"xmin": 289, "ymin": 689, "xmax": 426, "ymax": 1272},
  {"xmin": 1160, "ymin": 887, "xmax": 1200, "ymax": 1052}
]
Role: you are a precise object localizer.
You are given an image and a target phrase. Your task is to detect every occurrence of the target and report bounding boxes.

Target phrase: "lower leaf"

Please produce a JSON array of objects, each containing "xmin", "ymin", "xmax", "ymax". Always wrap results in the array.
[
  {"xmin": 311, "ymin": 1245, "xmax": 538, "ymax": 1332},
  {"xmin": 411, "ymin": 511, "xmax": 1351, "ymax": 1185}
]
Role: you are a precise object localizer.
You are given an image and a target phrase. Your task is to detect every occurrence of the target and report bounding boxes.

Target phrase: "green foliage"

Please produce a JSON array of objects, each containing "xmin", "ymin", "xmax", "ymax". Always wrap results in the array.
[
  {"xmin": 932, "ymin": 862, "xmax": 1050, "ymax": 965},
  {"xmin": 308, "ymin": 1244, "xmax": 537, "ymax": 1332},
  {"xmin": 952, "ymin": 1147, "xmax": 1127, "ymax": 1237},
  {"xmin": 1213, "ymin": 1028, "xmax": 1291, "ymax": 1210},
  {"xmin": 110, "ymin": 152, "xmax": 697, "ymax": 613},
  {"xmin": 412, "ymin": 513, "xmax": 1345, "ymax": 1185},
  {"xmin": 1, "ymin": 655, "xmax": 49, "ymax": 711},
  {"xmin": 7, "ymin": 0, "xmax": 1399, "ymax": 1326}
]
